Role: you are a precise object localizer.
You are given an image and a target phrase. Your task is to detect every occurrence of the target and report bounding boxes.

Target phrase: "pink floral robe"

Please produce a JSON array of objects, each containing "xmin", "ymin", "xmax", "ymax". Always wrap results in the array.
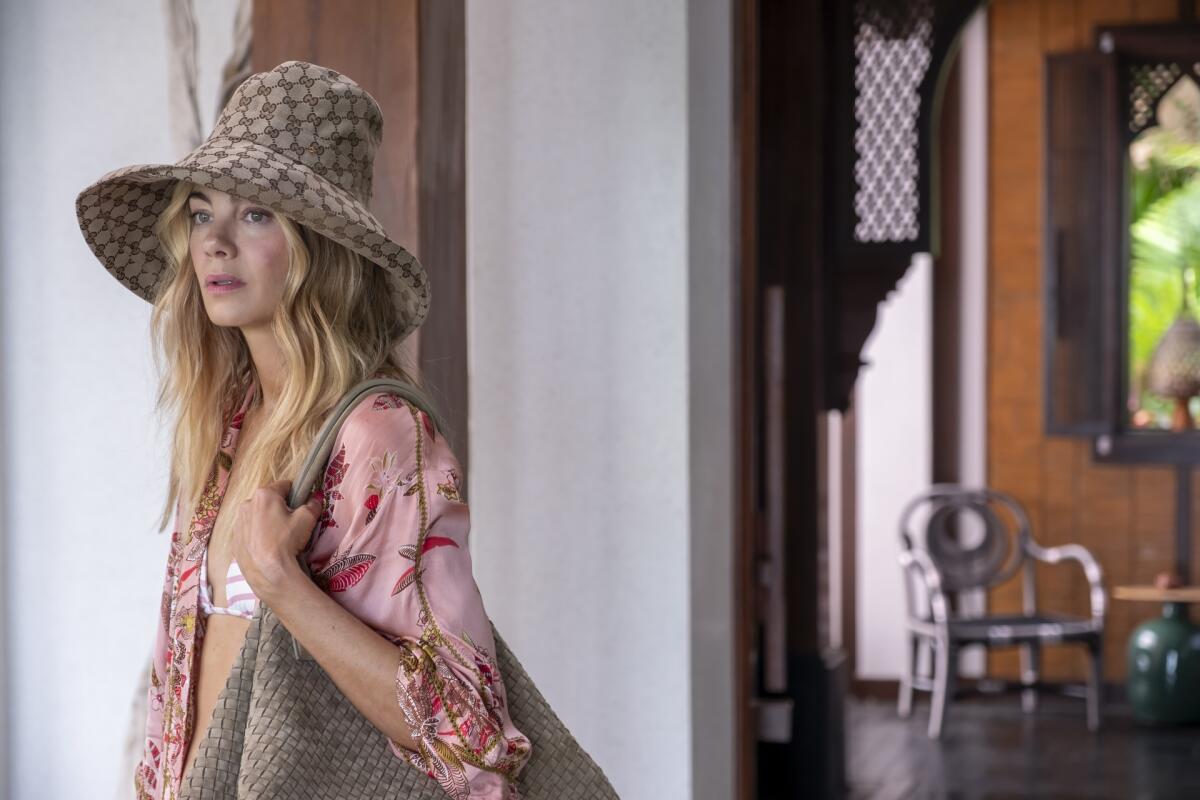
[{"xmin": 133, "ymin": 376, "xmax": 532, "ymax": 800}]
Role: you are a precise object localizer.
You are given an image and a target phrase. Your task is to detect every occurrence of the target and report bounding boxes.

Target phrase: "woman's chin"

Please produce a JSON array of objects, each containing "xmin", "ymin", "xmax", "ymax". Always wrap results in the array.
[{"xmin": 205, "ymin": 310, "xmax": 256, "ymax": 329}]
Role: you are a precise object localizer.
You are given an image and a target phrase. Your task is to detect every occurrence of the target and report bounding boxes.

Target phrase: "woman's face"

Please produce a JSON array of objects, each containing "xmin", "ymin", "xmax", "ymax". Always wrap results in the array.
[{"xmin": 187, "ymin": 187, "xmax": 290, "ymax": 332}]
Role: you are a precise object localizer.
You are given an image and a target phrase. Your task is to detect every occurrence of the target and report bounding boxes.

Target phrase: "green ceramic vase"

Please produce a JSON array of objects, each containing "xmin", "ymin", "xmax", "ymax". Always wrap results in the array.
[{"xmin": 1126, "ymin": 602, "xmax": 1200, "ymax": 724}]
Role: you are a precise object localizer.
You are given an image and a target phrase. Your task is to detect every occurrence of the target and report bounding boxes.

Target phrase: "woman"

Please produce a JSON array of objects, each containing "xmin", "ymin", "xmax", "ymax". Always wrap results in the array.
[{"xmin": 75, "ymin": 61, "xmax": 531, "ymax": 800}]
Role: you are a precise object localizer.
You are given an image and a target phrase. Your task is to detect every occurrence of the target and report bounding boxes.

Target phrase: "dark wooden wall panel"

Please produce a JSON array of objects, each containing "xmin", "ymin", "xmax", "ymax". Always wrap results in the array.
[
  {"xmin": 415, "ymin": 1, "xmax": 468, "ymax": 484},
  {"xmin": 251, "ymin": 0, "xmax": 469, "ymax": 480}
]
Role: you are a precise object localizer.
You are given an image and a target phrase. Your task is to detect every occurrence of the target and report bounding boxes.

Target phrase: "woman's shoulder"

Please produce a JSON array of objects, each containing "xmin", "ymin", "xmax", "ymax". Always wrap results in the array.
[{"xmin": 337, "ymin": 387, "xmax": 449, "ymax": 460}]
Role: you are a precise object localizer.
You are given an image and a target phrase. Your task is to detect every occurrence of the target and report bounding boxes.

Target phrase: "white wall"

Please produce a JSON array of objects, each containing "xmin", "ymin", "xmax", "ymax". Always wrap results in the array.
[
  {"xmin": 856, "ymin": 254, "xmax": 933, "ymax": 680},
  {"xmin": 0, "ymin": 2, "xmax": 241, "ymax": 798},
  {"xmin": 466, "ymin": 2, "xmax": 699, "ymax": 798}
]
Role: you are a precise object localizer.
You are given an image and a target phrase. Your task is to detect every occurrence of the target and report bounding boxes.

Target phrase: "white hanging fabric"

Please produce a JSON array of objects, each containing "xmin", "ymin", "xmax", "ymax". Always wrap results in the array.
[
  {"xmin": 163, "ymin": 0, "xmax": 254, "ymax": 158},
  {"xmin": 164, "ymin": 0, "xmax": 204, "ymax": 156}
]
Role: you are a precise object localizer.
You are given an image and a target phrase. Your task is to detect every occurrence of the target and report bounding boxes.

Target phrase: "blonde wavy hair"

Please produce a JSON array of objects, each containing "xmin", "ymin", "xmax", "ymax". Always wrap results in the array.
[{"xmin": 148, "ymin": 178, "xmax": 448, "ymax": 534}]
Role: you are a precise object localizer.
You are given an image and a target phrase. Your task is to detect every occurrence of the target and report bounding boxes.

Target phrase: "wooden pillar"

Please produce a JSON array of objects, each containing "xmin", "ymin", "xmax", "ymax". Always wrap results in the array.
[
  {"xmin": 251, "ymin": 0, "xmax": 470, "ymax": 483},
  {"xmin": 753, "ymin": 0, "xmax": 843, "ymax": 796}
]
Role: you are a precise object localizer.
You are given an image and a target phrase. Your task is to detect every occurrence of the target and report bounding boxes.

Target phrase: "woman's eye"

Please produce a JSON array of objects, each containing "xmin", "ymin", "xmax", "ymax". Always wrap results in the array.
[{"xmin": 188, "ymin": 208, "xmax": 270, "ymax": 224}]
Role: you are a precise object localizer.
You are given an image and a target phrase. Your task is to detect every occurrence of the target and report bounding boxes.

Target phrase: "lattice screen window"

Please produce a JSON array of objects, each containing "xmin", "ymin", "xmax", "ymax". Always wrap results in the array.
[
  {"xmin": 1129, "ymin": 61, "xmax": 1188, "ymax": 134},
  {"xmin": 851, "ymin": 0, "xmax": 934, "ymax": 243}
]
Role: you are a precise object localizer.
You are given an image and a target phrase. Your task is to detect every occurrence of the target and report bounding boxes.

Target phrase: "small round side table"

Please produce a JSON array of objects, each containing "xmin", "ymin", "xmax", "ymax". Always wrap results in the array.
[{"xmin": 1111, "ymin": 585, "xmax": 1200, "ymax": 724}]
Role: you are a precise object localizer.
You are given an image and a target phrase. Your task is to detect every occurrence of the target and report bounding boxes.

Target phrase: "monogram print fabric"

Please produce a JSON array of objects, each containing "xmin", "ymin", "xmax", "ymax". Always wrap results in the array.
[
  {"xmin": 74, "ymin": 60, "xmax": 429, "ymax": 343},
  {"xmin": 134, "ymin": 377, "xmax": 531, "ymax": 800}
]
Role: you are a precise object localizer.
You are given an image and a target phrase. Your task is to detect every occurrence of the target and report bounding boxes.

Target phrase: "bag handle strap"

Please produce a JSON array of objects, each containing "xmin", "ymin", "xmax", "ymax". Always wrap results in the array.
[{"xmin": 276, "ymin": 376, "xmax": 439, "ymax": 660}]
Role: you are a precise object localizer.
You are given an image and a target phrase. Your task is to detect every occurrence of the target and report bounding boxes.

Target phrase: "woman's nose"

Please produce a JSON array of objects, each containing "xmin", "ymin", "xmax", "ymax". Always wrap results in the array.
[{"xmin": 203, "ymin": 222, "xmax": 236, "ymax": 259}]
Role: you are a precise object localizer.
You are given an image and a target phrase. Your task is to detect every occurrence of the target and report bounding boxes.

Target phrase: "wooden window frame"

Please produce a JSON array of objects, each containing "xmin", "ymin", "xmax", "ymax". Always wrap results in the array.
[{"xmin": 1044, "ymin": 22, "xmax": 1200, "ymax": 465}]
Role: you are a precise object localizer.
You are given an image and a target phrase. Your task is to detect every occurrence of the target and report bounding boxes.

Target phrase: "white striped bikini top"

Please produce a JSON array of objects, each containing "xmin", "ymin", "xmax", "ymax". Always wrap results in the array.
[{"xmin": 198, "ymin": 543, "xmax": 260, "ymax": 620}]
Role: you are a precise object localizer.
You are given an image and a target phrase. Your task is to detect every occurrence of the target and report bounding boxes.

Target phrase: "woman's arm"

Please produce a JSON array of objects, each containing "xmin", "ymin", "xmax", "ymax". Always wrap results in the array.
[
  {"xmin": 255, "ymin": 561, "xmax": 419, "ymax": 752},
  {"xmin": 236, "ymin": 394, "xmax": 531, "ymax": 799}
]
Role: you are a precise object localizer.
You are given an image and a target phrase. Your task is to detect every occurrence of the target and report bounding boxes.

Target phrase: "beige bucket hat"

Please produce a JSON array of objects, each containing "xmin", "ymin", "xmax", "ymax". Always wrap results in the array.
[{"xmin": 75, "ymin": 60, "xmax": 429, "ymax": 342}]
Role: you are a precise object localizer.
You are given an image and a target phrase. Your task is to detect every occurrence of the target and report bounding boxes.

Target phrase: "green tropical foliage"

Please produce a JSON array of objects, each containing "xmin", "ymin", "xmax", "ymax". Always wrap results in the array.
[{"xmin": 1128, "ymin": 87, "xmax": 1200, "ymax": 428}]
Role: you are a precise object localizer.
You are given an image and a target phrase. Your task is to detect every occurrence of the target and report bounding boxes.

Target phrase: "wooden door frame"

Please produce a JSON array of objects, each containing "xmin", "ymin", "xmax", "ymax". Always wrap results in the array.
[
  {"xmin": 743, "ymin": 0, "xmax": 844, "ymax": 796},
  {"xmin": 735, "ymin": 0, "xmax": 757, "ymax": 794}
]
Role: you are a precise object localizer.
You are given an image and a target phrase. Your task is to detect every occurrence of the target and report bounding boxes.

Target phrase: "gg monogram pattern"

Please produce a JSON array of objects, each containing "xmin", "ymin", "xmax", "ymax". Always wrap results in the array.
[{"xmin": 74, "ymin": 60, "xmax": 429, "ymax": 343}]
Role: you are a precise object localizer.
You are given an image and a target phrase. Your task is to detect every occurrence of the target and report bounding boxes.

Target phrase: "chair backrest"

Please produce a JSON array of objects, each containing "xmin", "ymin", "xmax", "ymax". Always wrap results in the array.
[{"xmin": 898, "ymin": 484, "xmax": 1031, "ymax": 593}]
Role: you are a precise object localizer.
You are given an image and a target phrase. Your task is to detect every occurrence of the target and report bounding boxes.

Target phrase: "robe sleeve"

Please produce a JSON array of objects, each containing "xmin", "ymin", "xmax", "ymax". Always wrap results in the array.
[
  {"xmin": 135, "ymin": 499, "xmax": 185, "ymax": 799},
  {"xmin": 303, "ymin": 391, "xmax": 532, "ymax": 800}
]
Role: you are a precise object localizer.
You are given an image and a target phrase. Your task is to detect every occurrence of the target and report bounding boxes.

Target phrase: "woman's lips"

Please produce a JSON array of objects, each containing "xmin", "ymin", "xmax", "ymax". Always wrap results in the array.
[{"xmin": 206, "ymin": 276, "xmax": 246, "ymax": 293}]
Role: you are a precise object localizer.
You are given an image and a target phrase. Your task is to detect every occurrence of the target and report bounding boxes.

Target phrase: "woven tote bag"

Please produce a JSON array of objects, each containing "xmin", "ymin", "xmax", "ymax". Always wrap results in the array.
[{"xmin": 178, "ymin": 377, "xmax": 620, "ymax": 799}]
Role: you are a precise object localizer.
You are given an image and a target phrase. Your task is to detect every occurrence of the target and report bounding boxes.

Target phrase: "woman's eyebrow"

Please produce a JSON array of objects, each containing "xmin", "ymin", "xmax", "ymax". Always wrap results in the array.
[{"xmin": 187, "ymin": 191, "xmax": 254, "ymax": 207}]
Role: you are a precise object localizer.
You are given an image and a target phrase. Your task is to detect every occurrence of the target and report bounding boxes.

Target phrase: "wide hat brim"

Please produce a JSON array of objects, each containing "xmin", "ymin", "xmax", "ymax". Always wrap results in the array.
[{"xmin": 74, "ymin": 135, "xmax": 430, "ymax": 342}]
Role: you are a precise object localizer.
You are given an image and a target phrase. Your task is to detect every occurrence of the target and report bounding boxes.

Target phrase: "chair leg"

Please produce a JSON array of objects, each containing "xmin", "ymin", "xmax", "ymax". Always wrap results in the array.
[
  {"xmin": 1085, "ymin": 637, "xmax": 1103, "ymax": 732},
  {"xmin": 898, "ymin": 632, "xmax": 919, "ymax": 718},
  {"xmin": 928, "ymin": 639, "xmax": 955, "ymax": 739},
  {"xmin": 1020, "ymin": 640, "xmax": 1041, "ymax": 713}
]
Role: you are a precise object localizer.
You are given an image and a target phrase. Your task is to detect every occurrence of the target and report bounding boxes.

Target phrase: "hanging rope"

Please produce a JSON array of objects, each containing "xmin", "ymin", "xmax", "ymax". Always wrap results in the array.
[
  {"xmin": 164, "ymin": 0, "xmax": 204, "ymax": 156},
  {"xmin": 164, "ymin": 0, "xmax": 254, "ymax": 158},
  {"xmin": 215, "ymin": 0, "xmax": 254, "ymax": 125}
]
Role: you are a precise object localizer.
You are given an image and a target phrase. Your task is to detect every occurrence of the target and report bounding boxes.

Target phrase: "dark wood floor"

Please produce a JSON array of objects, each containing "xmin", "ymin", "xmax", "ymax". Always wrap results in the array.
[{"xmin": 846, "ymin": 692, "xmax": 1200, "ymax": 799}]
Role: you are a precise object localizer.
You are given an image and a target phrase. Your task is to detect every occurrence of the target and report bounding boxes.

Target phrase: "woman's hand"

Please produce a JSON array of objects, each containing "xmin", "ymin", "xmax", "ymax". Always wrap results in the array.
[{"xmin": 233, "ymin": 479, "xmax": 325, "ymax": 601}]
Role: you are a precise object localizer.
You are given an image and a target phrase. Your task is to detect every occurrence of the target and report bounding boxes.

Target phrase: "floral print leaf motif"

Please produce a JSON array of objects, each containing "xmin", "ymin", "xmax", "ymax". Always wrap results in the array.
[
  {"xmin": 371, "ymin": 391, "xmax": 408, "ymax": 412},
  {"xmin": 436, "ymin": 467, "xmax": 462, "ymax": 503},
  {"xmin": 371, "ymin": 393, "xmax": 437, "ymax": 441},
  {"xmin": 135, "ymin": 749, "xmax": 161, "ymax": 798},
  {"xmin": 177, "ymin": 564, "xmax": 200, "ymax": 596},
  {"xmin": 402, "ymin": 466, "xmax": 422, "ymax": 497},
  {"xmin": 392, "ymin": 565, "xmax": 427, "ymax": 596},
  {"xmin": 149, "ymin": 665, "xmax": 164, "ymax": 714},
  {"xmin": 365, "ymin": 448, "xmax": 420, "ymax": 521},
  {"xmin": 430, "ymin": 738, "xmax": 471, "ymax": 799},
  {"xmin": 313, "ymin": 552, "xmax": 376, "ymax": 592},
  {"xmin": 419, "ymin": 409, "xmax": 437, "ymax": 442},
  {"xmin": 390, "ymin": 536, "xmax": 460, "ymax": 596},
  {"xmin": 314, "ymin": 443, "xmax": 348, "ymax": 542},
  {"xmin": 438, "ymin": 653, "xmax": 521, "ymax": 785},
  {"xmin": 219, "ymin": 405, "xmax": 246, "ymax": 450},
  {"xmin": 422, "ymin": 535, "xmax": 459, "ymax": 553},
  {"xmin": 470, "ymin": 644, "xmax": 499, "ymax": 698},
  {"xmin": 394, "ymin": 649, "xmax": 477, "ymax": 800},
  {"xmin": 160, "ymin": 573, "xmax": 174, "ymax": 633},
  {"xmin": 185, "ymin": 464, "xmax": 223, "ymax": 551}
]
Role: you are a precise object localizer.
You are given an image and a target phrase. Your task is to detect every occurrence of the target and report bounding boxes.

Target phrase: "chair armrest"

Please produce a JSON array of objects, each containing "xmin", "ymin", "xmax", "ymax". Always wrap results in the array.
[
  {"xmin": 1026, "ymin": 542, "xmax": 1107, "ymax": 621},
  {"xmin": 898, "ymin": 548, "xmax": 951, "ymax": 624}
]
